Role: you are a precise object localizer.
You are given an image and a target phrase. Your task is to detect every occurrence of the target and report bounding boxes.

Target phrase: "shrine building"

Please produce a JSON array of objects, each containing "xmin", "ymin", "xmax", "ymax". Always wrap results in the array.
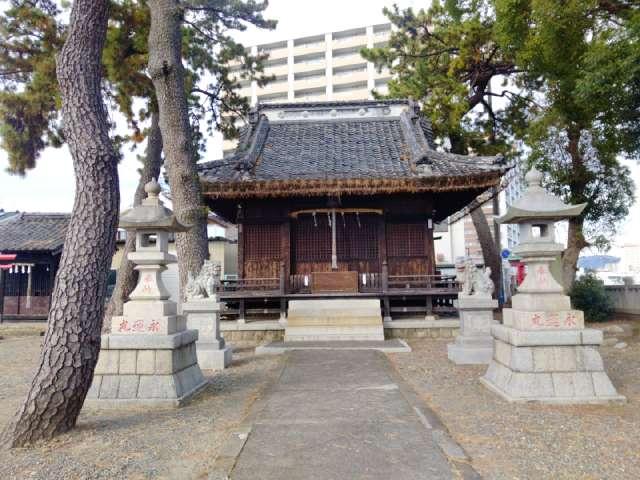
[{"xmin": 197, "ymin": 99, "xmax": 509, "ymax": 330}]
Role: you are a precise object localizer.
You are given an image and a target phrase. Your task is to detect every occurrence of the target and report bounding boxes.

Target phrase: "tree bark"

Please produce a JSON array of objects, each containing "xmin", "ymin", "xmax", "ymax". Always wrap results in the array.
[
  {"xmin": 147, "ymin": 0, "xmax": 209, "ymax": 295},
  {"xmin": 103, "ymin": 112, "xmax": 163, "ymax": 330},
  {"xmin": 561, "ymin": 126, "xmax": 588, "ymax": 291},
  {"xmin": 470, "ymin": 205, "xmax": 502, "ymax": 298},
  {"xmin": 449, "ymin": 134, "xmax": 502, "ymax": 298},
  {"xmin": 562, "ymin": 214, "xmax": 587, "ymax": 291},
  {"xmin": 1, "ymin": 0, "xmax": 119, "ymax": 448}
]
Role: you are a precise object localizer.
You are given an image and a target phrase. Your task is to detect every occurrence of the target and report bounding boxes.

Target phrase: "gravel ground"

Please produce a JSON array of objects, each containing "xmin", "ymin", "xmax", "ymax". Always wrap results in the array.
[
  {"xmin": 0, "ymin": 336, "xmax": 283, "ymax": 480},
  {"xmin": 388, "ymin": 322, "xmax": 640, "ymax": 480}
]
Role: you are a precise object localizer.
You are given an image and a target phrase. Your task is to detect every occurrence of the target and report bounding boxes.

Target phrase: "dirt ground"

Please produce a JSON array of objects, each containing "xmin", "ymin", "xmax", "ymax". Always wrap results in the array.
[
  {"xmin": 0, "ymin": 330, "xmax": 284, "ymax": 480},
  {"xmin": 0, "ymin": 321, "xmax": 638, "ymax": 479},
  {"xmin": 389, "ymin": 321, "xmax": 640, "ymax": 480}
]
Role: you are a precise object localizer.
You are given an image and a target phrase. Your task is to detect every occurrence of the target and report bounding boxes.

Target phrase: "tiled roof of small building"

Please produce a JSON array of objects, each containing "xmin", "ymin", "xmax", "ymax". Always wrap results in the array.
[
  {"xmin": 0, "ymin": 213, "xmax": 70, "ymax": 252},
  {"xmin": 198, "ymin": 99, "xmax": 509, "ymax": 199}
]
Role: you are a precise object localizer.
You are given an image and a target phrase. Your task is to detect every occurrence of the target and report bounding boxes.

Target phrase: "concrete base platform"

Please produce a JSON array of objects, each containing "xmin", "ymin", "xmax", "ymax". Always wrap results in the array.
[
  {"xmin": 255, "ymin": 339, "xmax": 411, "ymax": 355},
  {"xmin": 84, "ymin": 376, "xmax": 209, "ymax": 408},
  {"xmin": 479, "ymin": 376, "xmax": 626, "ymax": 405},
  {"xmin": 86, "ymin": 329, "xmax": 208, "ymax": 408},
  {"xmin": 198, "ymin": 345, "xmax": 233, "ymax": 370},
  {"xmin": 481, "ymin": 324, "xmax": 626, "ymax": 404}
]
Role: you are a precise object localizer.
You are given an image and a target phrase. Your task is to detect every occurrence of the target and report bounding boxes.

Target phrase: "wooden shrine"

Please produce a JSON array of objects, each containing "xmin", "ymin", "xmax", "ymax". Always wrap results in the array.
[{"xmin": 197, "ymin": 100, "xmax": 509, "ymax": 321}]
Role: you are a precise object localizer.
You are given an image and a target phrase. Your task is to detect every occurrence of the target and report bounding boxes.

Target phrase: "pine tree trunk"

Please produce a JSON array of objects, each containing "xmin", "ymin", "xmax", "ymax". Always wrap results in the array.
[
  {"xmin": 147, "ymin": 0, "xmax": 209, "ymax": 294},
  {"xmin": 1, "ymin": 0, "xmax": 119, "ymax": 448},
  {"xmin": 103, "ymin": 112, "xmax": 163, "ymax": 330},
  {"xmin": 470, "ymin": 205, "xmax": 502, "ymax": 298}
]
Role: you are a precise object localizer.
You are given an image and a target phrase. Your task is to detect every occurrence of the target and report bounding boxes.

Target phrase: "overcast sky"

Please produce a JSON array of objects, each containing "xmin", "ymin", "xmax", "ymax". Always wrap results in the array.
[{"xmin": 0, "ymin": 0, "xmax": 637, "ymax": 250}]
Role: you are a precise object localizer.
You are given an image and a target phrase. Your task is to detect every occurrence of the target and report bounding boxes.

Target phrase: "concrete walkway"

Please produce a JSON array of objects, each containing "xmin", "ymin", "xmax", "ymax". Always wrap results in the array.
[{"xmin": 224, "ymin": 350, "xmax": 474, "ymax": 480}]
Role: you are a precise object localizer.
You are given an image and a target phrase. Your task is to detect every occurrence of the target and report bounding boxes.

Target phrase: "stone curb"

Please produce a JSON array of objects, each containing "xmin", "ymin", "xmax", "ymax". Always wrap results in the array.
[
  {"xmin": 382, "ymin": 353, "xmax": 480, "ymax": 480},
  {"xmin": 254, "ymin": 339, "xmax": 412, "ymax": 355},
  {"xmin": 208, "ymin": 354, "xmax": 290, "ymax": 479}
]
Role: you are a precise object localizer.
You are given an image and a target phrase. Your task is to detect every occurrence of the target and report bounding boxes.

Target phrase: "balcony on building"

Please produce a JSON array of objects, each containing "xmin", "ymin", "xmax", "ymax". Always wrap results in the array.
[
  {"xmin": 332, "ymin": 46, "xmax": 366, "ymax": 69},
  {"xmin": 294, "ymin": 52, "xmax": 326, "ymax": 73},
  {"xmin": 263, "ymin": 56, "xmax": 289, "ymax": 77},
  {"xmin": 293, "ymin": 68, "xmax": 326, "ymax": 90},
  {"xmin": 259, "ymin": 74, "xmax": 289, "ymax": 96},
  {"xmin": 294, "ymin": 86, "xmax": 327, "ymax": 102},
  {"xmin": 332, "ymin": 27, "xmax": 367, "ymax": 49},
  {"xmin": 332, "ymin": 81, "xmax": 369, "ymax": 101},
  {"xmin": 333, "ymin": 63, "xmax": 368, "ymax": 86},
  {"xmin": 257, "ymin": 40, "xmax": 288, "ymax": 60},
  {"xmin": 293, "ymin": 34, "xmax": 326, "ymax": 55},
  {"xmin": 258, "ymin": 92, "xmax": 289, "ymax": 104}
]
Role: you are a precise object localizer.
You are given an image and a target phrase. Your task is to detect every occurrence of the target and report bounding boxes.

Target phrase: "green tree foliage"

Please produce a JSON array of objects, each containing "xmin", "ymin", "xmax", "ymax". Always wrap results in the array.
[
  {"xmin": 0, "ymin": 0, "xmax": 275, "ymax": 175},
  {"xmin": 361, "ymin": 0, "xmax": 526, "ymax": 294},
  {"xmin": 0, "ymin": 1, "xmax": 64, "ymax": 173},
  {"xmin": 569, "ymin": 272, "xmax": 613, "ymax": 323},
  {"xmin": 361, "ymin": 0, "xmax": 525, "ymax": 156},
  {"xmin": 495, "ymin": 0, "xmax": 639, "ymax": 287}
]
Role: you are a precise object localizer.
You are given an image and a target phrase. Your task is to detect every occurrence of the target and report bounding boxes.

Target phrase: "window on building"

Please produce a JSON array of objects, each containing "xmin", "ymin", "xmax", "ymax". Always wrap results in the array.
[
  {"xmin": 257, "ymin": 40, "xmax": 287, "ymax": 55},
  {"xmin": 294, "ymin": 34, "xmax": 325, "ymax": 48},
  {"xmin": 373, "ymin": 23, "xmax": 391, "ymax": 36},
  {"xmin": 294, "ymin": 87, "xmax": 325, "ymax": 100},
  {"xmin": 333, "ymin": 27, "xmax": 366, "ymax": 43},
  {"xmin": 386, "ymin": 223, "xmax": 427, "ymax": 257},
  {"xmin": 258, "ymin": 92, "xmax": 288, "ymax": 104},
  {"xmin": 333, "ymin": 64, "xmax": 367, "ymax": 77},
  {"xmin": 244, "ymin": 224, "xmax": 281, "ymax": 260},
  {"xmin": 333, "ymin": 81, "xmax": 368, "ymax": 94},
  {"xmin": 264, "ymin": 57, "xmax": 288, "ymax": 68},
  {"xmin": 294, "ymin": 52, "xmax": 325, "ymax": 65},
  {"xmin": 294, "ymin": 69, "xmax": 325, "ymax": 81},
  {"xmin": 332, "ymin": 46, "xmax": 361, "ymax": 58}
]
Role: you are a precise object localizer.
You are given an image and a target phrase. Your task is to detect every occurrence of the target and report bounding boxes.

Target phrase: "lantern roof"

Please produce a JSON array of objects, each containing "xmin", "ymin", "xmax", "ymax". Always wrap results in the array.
[
  {"xmin": 119, "ymin": 180, "xmax": 190, "ymax": 232},
  {"xmin": 497, "ymin": 168, "xmax": 586, "ymax": 224}
]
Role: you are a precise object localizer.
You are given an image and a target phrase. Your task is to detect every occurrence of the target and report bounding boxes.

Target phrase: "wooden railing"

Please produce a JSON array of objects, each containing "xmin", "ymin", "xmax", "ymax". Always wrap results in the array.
[
  {"xmin": 218, "ymin": 276, "xmax": 281, "ymax": 293},
  {"xmin": 387, "ymin": 274, "xmax": 459, "ymax": 292}
]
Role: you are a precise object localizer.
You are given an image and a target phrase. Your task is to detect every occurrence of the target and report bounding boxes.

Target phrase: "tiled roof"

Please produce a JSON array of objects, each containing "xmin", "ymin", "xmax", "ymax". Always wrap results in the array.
[
  {"xmin": 198, "ymin": 99, "xmax": 508, "ymax": 197},
  {"xmin": 0, "ymin": 213, "xmax": 70, "ymax": 253}
]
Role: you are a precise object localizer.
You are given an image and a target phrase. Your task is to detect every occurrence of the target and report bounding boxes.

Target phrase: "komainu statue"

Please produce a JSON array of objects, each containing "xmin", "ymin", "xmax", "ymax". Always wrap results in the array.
[
  {"xmin": 455, "ymin": 257, "xmax": 494, "ymax": 297},
  {"xmin": 472, "ymin": 266, "xmax": 495, "ymax": 298},
  {"xmin": 185, "ymin": 260, "xmax": 221, "ymax": 301}
]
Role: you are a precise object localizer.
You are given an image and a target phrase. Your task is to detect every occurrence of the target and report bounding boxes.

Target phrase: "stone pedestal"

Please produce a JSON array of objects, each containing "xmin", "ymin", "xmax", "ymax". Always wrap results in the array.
[
  {"xmin": 480, "ymin": 289, "xmax": 625, "ymax": 404},
  {"xmin": 447, "ymin": 295, "xmax": 497, "ymax": 364},
  {"xmin": 182, "ymin": 299, "xmax": 232, "ymax": 370},
  {"xmin": 87, "ymin": 299, "xmax": 207, "ymax": 407},
  {"xmin": 285, "ymin": 299, "xmax": 384, "ymax": 341}
]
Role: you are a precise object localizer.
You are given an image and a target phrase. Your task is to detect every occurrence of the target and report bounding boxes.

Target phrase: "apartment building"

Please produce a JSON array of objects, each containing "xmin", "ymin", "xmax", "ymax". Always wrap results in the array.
[{"xmin": 224, "ymin": 23, "xmax": 392, "ymax": 153}]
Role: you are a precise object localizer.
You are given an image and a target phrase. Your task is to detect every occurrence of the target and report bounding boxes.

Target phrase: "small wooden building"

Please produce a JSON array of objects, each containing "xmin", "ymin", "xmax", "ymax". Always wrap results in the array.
[
  {"xmin": 0, "ymin": 213, "xmax": 70, "ymax": 321},
  {"xmin": 198, "ymin": 100, "xmax": 508, "ymax": 321}
]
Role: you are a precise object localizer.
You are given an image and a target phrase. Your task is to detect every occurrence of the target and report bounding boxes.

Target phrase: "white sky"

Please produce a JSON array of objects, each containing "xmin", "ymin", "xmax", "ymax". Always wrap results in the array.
[{"xmin": 0, "ymin": 0, "xmax": 637, "ymax": 250}]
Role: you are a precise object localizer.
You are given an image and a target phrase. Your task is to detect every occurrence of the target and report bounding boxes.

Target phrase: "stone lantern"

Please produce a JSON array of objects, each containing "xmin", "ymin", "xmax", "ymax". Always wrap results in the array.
[
  {"xmin": 86, "ymin": 180, "xmax": 207, "ymax": 407},
  {"xmin": 480, "ymin": 168, "xmax": 625, "ymax": 403}
]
